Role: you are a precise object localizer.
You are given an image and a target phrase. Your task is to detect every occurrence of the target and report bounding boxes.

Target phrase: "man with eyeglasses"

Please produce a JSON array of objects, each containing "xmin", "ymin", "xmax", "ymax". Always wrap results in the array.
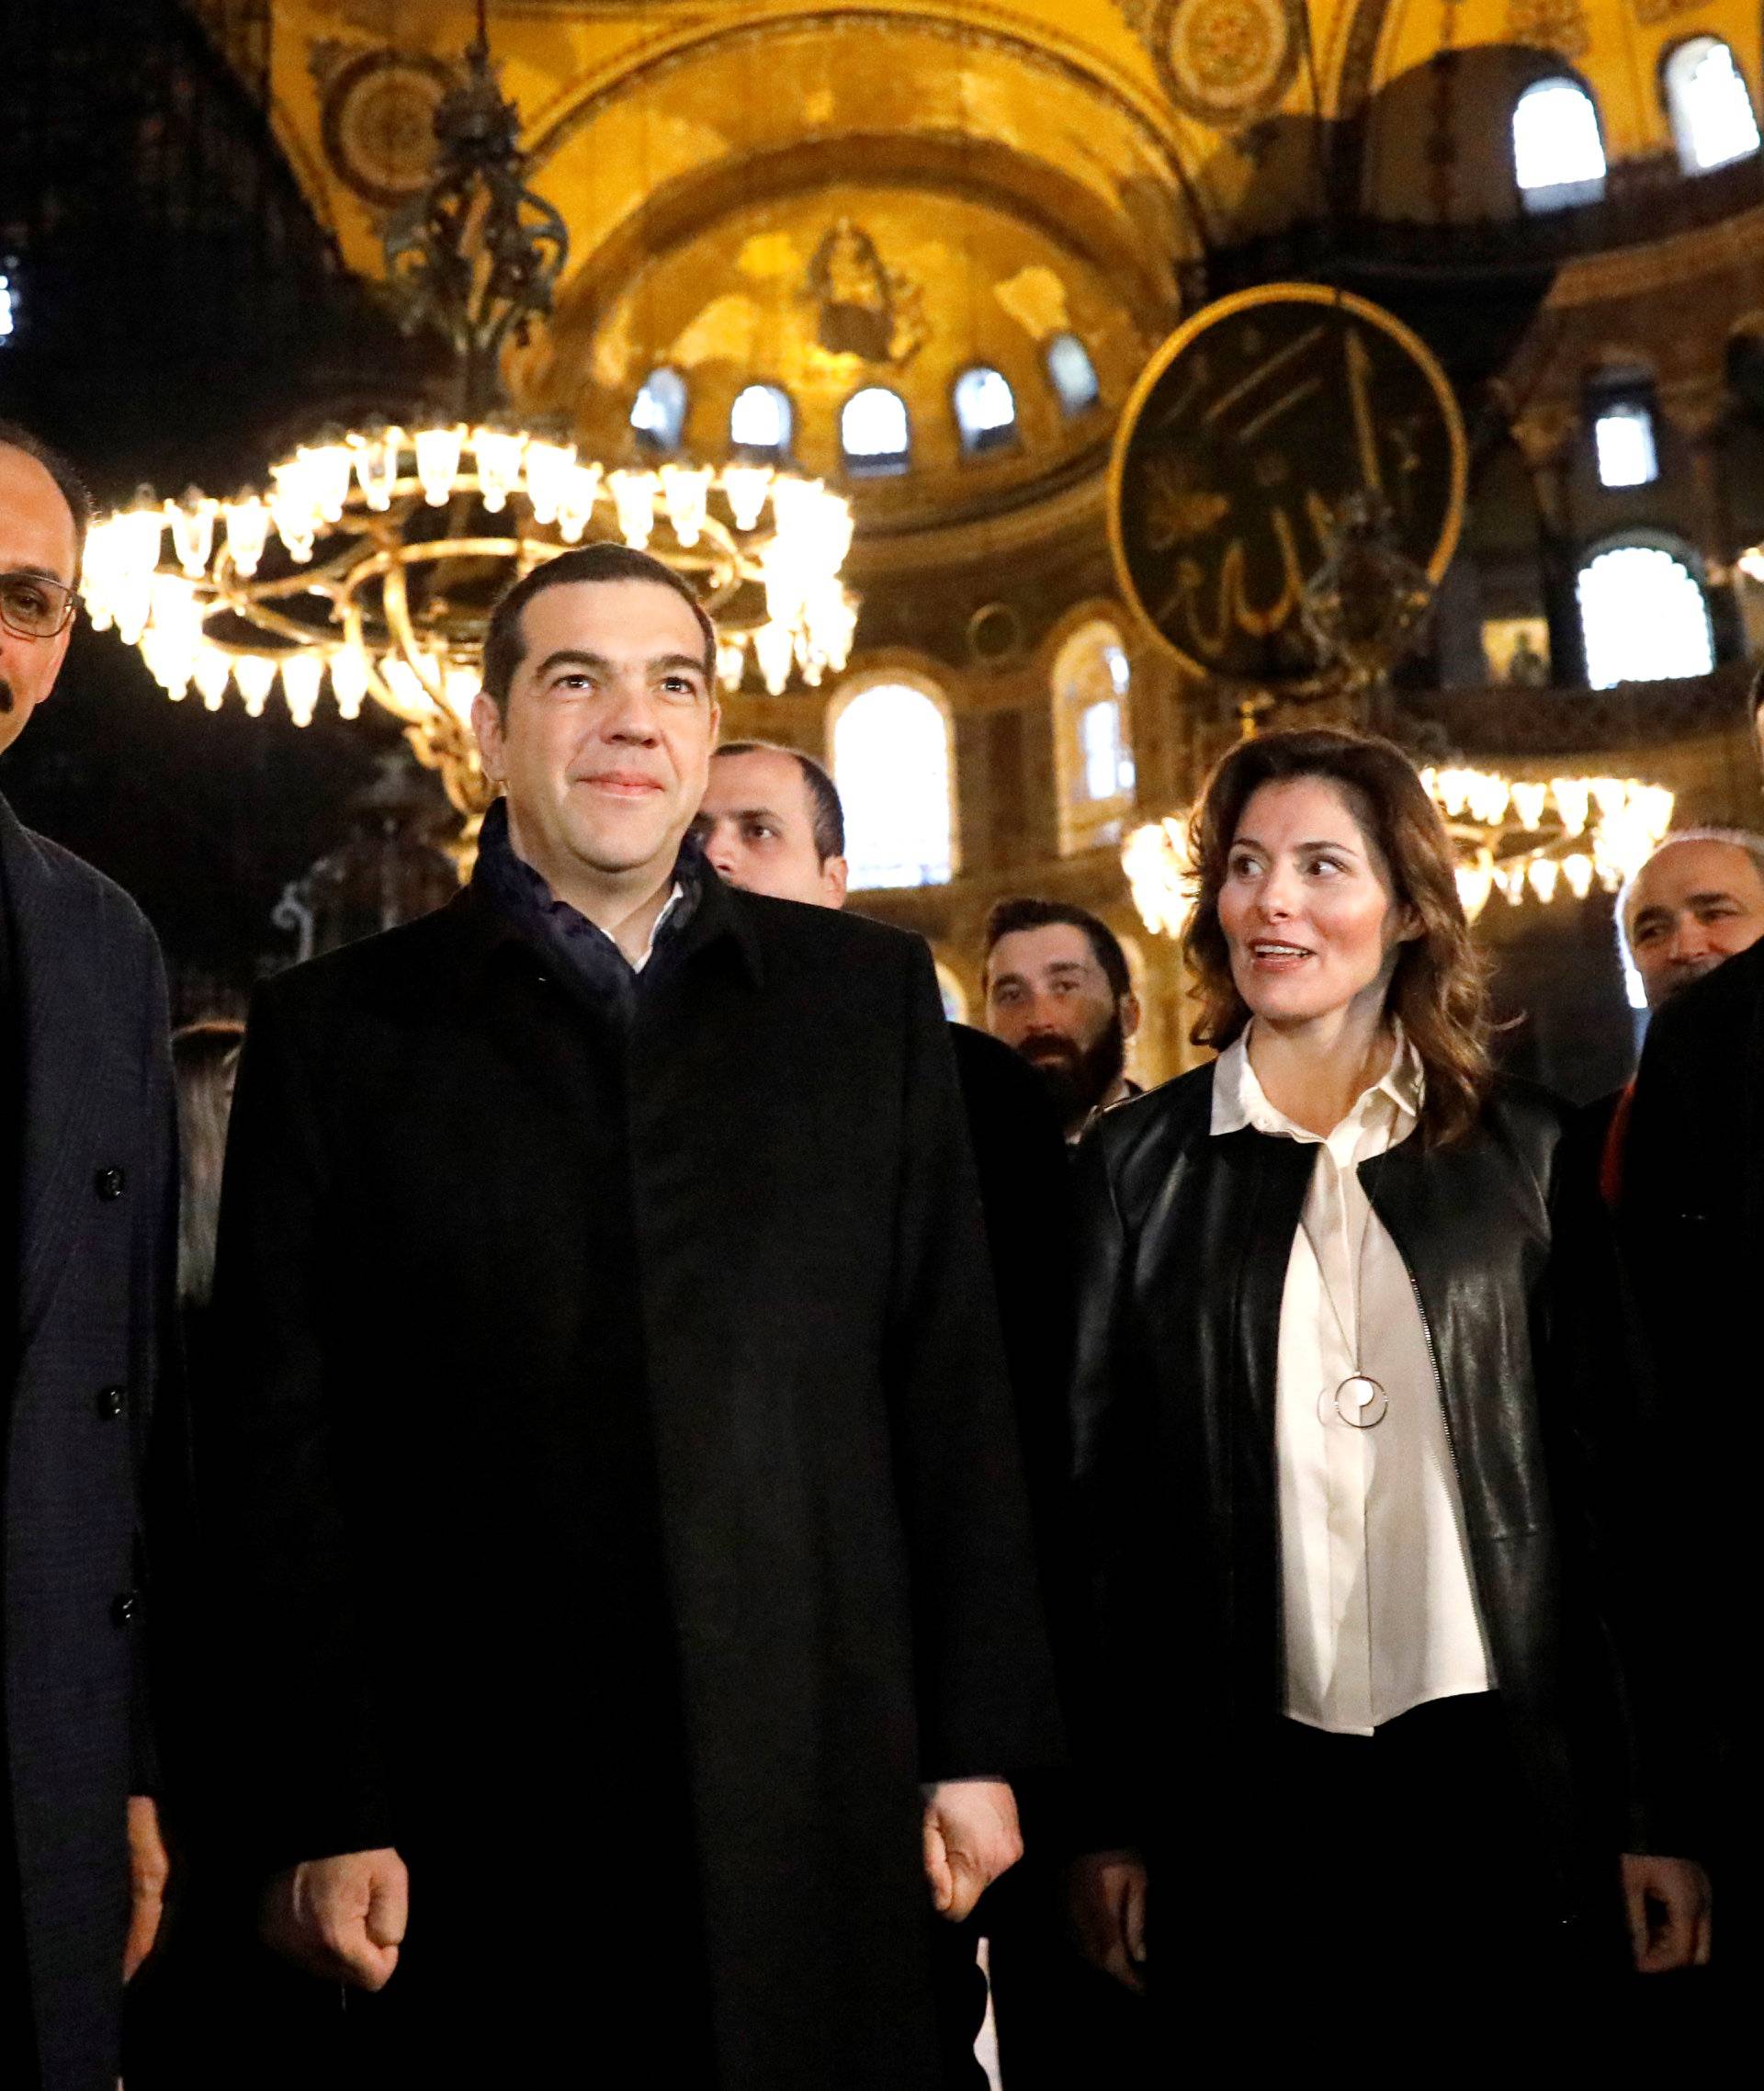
[{"xmin": 0, "ymin": 422, "xmax": 179, "ymax": 2091}]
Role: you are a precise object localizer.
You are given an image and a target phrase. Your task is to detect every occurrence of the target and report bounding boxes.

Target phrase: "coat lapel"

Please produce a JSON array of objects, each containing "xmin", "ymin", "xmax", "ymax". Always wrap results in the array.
[{"xmin": 1, "ymin": 796, "xmax": 107, "ymax": 1344}]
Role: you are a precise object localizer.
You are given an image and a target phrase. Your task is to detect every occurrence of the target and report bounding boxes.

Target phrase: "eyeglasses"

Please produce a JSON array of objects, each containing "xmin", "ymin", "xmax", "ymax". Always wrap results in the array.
[{"xmin": 0, "ymin": 571, "xmax": 77, "ymax": 640}]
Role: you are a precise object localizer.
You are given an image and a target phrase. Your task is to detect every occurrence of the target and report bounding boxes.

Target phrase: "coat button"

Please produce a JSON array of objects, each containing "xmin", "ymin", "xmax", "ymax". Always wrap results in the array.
[
  {"xmin": 110, "ymin": 1592, "xmax": 138, "ymax": 1628},
  {"xmin": 96, "ymin": 1385, "xmax": 126, "ymax": 1421},
  {"xmin": 95, "ymin": 1167, "xmax": 127, "ymax": 1201}
]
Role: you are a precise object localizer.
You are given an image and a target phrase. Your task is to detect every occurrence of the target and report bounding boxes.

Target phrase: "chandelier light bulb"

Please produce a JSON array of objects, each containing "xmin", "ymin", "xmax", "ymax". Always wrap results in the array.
[
  {"xmin": 1526, "ymin": 855, "xmax": 1560, "ymax": 904},
  {"xmin": 553, "ymin": 461, "xmax": 603, "ymax": 543},
  {"xmin": 720, "ymin": 464, "xmax": 773, "ymax": 532},
  {"xmin": 1454, "ymin": 854, "xmax": 1496, "ymax": 924},
  {"xmin": 414, "ymin": 424, "xmax": 466, "ymax": 507},
  {"xmin": 268, "ymin": 463, "xmax": 320, "ymax": 563},
  {"xmin": 472, "ymin": 427, "xmax": 527, "ymax": 514},
  {"xmin": 715, "ymin": 639, "xmax": 747, "ymax": 693},
  {"xmin": 329, "ymin": 643, "xmax": 372, "ymax": 720},
  {"xmin": 280, "ymin": 651, "xmax": 325, "ymax": 728},
  {"xmin": 753, "ymin": 618, "xmax": 796, "ymax": 695},
  {"xmin": 609, "ymin": 469, "xmax": 658, "ymax": 549},
  {"xmin": 352, "ymin": 426, "xmax": 404, "ymax": 512},
  {"xmin": 522, "ymin": 438, "xmax": 578, "ymax": 526},
  {"xmin": 299, "ymin": 441, "xmax": 355, "ymax": 525},
  {"xmin": 192, "ymin": 648, "xmax": 232, "ymax": 711},
  {"xmin": 233, "ymin": 654, "xmax": 278, "ymax": 717},
  {"xmin": 442, "ymin": 664, "xmax": 481, "ymax": 725},
  {"xmin": 223, "ymin": 495, "xmax": 271, "ymax": 579},
  {"xmin": 165, "ymin": 492, "xmax": 217, "ymax": 580},
  {"xmin": 1510, "ymin": 780, "xmax": 1549, "ymax": 831},
  {"xmin": 661, "ymin": 464, "xmax": 714, "ymax": 548},
  {"xmin": 1550, "ymin": 777, "xmax": 1591, "ymax": 836},
  {"xmin": 1562, "ymin": 853, "xmax": 1596, "ymax": 899}
]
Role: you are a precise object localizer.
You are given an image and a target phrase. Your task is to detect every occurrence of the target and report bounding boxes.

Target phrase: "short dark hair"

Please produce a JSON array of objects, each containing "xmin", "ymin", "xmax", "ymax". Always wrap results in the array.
[
  {"xmin": 982, "ymin": 897, "xmax": 1132, "ymax": 1000},
  {"xmin": 0, "ymin": 417, "xmax": 93, "ymax": 576},
  {"xmin": 714, "ymin": 740, "xmax": 845, "ymax": 863},
  {"xmin": 480, "ymin": 542, "xmax": 718, "ymax": 714}
]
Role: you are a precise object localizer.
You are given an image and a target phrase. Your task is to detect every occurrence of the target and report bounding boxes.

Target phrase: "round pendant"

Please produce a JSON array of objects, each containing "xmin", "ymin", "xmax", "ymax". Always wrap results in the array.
[{"xmin": 1331, "ymin": 1373, "xmax": 1388, "ymax": 1429}]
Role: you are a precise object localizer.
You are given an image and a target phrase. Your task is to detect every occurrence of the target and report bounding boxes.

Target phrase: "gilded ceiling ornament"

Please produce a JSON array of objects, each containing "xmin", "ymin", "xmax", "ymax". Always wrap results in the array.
[
  {"xmin": 313, "ymin": 41, "xmax": 458, "ymax": 208},
  {"xmin": 805, "ymin": 220, "xmax": 927, "ymax": 367},
  {"xmin": 1503, "ymin": 0, "xmax": 1590, "ymax": 61},
  {"xmin": 1121, "ymin": 0, "xmax": 1303, "ymax": 126}
]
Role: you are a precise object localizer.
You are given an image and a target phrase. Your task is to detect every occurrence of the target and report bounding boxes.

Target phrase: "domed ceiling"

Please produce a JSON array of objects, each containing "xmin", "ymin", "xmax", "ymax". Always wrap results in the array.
[{"xmin": 240, "ymin": 0, "xmax": 1764, "ymax": 526}]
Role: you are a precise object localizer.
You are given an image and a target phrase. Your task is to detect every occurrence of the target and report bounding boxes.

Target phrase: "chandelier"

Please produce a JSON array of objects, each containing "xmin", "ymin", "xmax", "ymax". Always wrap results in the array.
[
  {"xmin": 75, "ymin": 7, "xmax": 857, "ymax": 831},
  {"xmin": 1123, "ymin": 764, "xmax": 1674, "ymax": 941}
]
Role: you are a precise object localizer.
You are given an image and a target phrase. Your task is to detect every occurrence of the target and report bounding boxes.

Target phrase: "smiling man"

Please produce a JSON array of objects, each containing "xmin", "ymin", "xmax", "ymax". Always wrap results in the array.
[{"xmin": 209, "ymin": 544, "xmax": 1055, "ymax": 2088}]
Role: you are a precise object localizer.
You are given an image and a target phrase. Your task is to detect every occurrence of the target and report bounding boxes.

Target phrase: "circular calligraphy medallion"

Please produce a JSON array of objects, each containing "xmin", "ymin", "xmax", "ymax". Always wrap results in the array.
[
  {"xmin": 1154, "ymin": 0, "xmax": 1302, "ymax": 126},
  {"xmin": 1331, "ymin": 1374, "xmax": 1390, "ymax": 1430},
  {"xmin": 321, "ymin": 50, "xmax": 456, "ymax": 209},
  {"xmin": 1107, "ymin": 284, "xmax": 1466, "ymax": 685}
]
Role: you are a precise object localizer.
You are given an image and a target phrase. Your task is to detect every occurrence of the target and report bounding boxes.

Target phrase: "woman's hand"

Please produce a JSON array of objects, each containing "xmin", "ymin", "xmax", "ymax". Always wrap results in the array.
[{"xmin": 1067, "ymin": 1848, "xmax": 1148, "ymax": 1993}]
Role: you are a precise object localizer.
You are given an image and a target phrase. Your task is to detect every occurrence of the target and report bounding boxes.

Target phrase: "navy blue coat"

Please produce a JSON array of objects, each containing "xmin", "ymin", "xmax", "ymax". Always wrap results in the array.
[{"xmin": 0, "ymin": 793, "xmax": 177, "ymax": 2091}]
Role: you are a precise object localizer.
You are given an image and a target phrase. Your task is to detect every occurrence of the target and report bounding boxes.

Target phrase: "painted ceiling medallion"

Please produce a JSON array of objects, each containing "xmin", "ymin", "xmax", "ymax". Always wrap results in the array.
[
  {"xmin": 1125, "ymin": 0, "xmax": 1302, "ymax": 126},
  {"xmin": 1503, "ymin": 0, "xmax": 1590, "ymax": 60},
  {"xmin": 315, "ymin": 44, "xmax": 458, "ymax": 208}
]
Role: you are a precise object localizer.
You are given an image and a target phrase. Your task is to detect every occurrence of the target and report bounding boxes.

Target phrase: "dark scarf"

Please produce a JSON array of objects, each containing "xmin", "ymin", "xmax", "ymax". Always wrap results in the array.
[{"xmin": 472, "ymin": 797, "xmax": 703, "ymax": 1016}]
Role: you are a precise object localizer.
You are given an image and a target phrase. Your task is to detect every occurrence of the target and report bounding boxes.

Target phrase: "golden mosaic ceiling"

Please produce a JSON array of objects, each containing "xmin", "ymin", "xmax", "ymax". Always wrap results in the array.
[{"xmin": 241, "ymin": 1, "xmax": 1764, "ymax": 517}]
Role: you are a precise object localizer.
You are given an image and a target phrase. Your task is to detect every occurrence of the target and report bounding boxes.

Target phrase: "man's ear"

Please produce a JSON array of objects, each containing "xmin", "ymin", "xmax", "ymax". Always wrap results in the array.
[
  {"xmin": 471, "ymin": 690, "xmax": 506, "ymax": 785},
  {"xmin": 823, "ymin": 854, "xmax": 850, "ymax": 910},
  {"xmin": 1120, "ymin": 991, "xmax": 1142, "ymax": 1042}
]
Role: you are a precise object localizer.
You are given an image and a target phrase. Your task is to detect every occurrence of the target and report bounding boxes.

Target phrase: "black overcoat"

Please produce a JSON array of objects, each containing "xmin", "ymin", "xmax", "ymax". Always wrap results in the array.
[
  {"xmin": 0, "ymin": 794, "xmax": 177, "ymax": 2091},
  {"xmin": 207, "ymin": 870, "xmax": 1057, "ymax": 2086}
]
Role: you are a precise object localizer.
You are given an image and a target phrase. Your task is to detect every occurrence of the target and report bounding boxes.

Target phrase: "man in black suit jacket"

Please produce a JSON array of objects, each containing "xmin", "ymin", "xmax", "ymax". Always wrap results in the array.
[
  {"xmin": 209, "ymin": 545, "xmax": 1057, "ymax": 2087},
  {"xmin": 698, "ymin": 739, "xmax": 1076, "ymax": 2087},
  {"xmin": 0, "ymin": 423, "xmax": 177, "ymax": 2088},
  {"xmin": 1622, "ymin": 909, "xmax": 1764, "ymax": 1973}
]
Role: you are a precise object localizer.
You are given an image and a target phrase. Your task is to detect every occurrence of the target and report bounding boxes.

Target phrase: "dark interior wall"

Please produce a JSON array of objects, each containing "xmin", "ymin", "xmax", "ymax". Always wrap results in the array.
[{"xmin": 0, "ymin": 0, "xmax": 425, "ymax": 995}]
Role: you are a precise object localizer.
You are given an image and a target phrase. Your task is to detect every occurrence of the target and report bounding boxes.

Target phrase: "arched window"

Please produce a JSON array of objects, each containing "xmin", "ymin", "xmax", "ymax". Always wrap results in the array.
[
  {"xmin": 1576, "ymin": 541, "xmax": 1714, "ymax": 688},
  {"xmin": 1052, "ymin": 619, "xmax": 1136, "ymax": 855},
  {"xmin": 630, "ymin": 367, "xmax": 688, "ymax": 452},
  {"xmin": 952, "ymin": 366, "xmax": 1017, "ymax": 455},
  {"xmin": 1046, "ymin": 333, "xmax": 1100, "ymax": 415},
  {"xmin": 1513, "ymin": 78, "xmax": 1607, "ymax": 210},
  {"xmin": 729, "ymin": 382, "xmax": 793, "ymax": 455},
  {"xmin": 1664, "ymin": 38, "xmax": 1760, "ymax": 174},
  {"xmin": 830, "ymin": 679, "xmax": 954, "ymax": 887},
  {"xmin": 1592, "ymin": 398, "xmax": 1658, "ymax": 488},
  {"xmin": 841, "ymin": 388, "xmax": 910, "ymax": 474}
]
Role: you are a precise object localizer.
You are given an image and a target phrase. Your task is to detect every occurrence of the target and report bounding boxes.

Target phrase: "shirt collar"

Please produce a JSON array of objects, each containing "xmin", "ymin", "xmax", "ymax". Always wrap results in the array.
[{"xmin": 1210, "ymin": 1023, "xmax": 1423, "ymax": 1156}]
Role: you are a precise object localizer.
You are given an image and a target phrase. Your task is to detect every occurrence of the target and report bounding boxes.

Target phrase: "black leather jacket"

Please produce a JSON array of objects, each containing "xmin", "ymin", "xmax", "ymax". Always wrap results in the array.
[{"xmin": 1069, "ymin": 1063, "xmax": 1659, "ymax": 1920}]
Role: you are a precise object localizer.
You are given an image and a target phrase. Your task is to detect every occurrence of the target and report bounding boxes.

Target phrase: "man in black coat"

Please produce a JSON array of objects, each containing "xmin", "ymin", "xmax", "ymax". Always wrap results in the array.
[
  {"xmin": 0, "ymin": 424, "xmax": 178, "ymax": 2087},
  {"xmin": 209, "ymin": 544, "xmax": 1057, "ymax": 2086},
  {"xmin": 698, "ymin": 739, "xmax": 1076, "ymax": 2086},
  {"xmin": 1622, "ymin": 863, "xmax": 1764, "ymax": 1979}
]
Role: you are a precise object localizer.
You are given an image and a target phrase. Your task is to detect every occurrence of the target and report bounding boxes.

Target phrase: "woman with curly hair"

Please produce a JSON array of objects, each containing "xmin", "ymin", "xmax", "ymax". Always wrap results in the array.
[{"xmin": 1064, "ymin": 728, "xmax": 1704, "ymax": 2021}]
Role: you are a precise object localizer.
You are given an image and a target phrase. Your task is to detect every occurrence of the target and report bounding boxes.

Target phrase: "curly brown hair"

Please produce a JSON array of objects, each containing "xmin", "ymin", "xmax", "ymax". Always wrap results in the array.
[{"xmin": 1183, "ymin": 728, "xmax": 1493, "ymax": 1146}]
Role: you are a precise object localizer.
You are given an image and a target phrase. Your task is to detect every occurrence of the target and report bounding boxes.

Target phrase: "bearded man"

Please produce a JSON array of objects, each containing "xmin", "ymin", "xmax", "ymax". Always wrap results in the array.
[{"xmin": 981, "ymin": 900, "xmax": 1141, "ymax": 1144}]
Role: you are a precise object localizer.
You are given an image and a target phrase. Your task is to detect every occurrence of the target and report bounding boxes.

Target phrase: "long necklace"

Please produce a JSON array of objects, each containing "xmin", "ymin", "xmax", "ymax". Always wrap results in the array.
[{"xmin": 1298, "ymin": 1172, "xmax": 1389, "ymax": 1430}]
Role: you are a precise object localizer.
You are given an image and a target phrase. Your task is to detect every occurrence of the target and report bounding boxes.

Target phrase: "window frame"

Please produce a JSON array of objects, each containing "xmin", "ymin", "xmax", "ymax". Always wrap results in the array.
[
  {"xmin": 839, "ymin": 386, "xmax": 911, "ymax": 477},
  {"xmin": 1574, "ymin": 532, "xmax": 1716, "ymax": 691},
  {"xmin": 1511, "ymin": 74, "xmax": 1608, "ymax": 212},
  {"xmin": 825, "ymin": 668, "xmax": 960, "ymax": 888},
  {"xmin": 1661, "ymin": 35, "xmax": 1761, "ymax": 176}
]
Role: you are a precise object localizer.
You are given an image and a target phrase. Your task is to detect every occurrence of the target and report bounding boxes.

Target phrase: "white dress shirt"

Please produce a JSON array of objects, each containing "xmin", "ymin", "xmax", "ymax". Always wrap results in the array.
[{"xmin": 1210, "ymin": 1029, "xmax": 1492, "ymax": 1735}]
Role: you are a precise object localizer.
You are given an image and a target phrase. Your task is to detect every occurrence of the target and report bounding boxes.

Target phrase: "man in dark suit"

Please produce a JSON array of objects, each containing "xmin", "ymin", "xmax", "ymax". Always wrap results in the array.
[
  {"xmin": 1622, "ymin": 783, "xmax": 1764, "ymax": 1986},
  {"xmin": 0, "ymin": 422, "xmax": 177, "ymax": 2087},
  {"xmin": 698, "ymin": 739, "xmax": 1075, "ymax": 2086},
  {"xmin": 209, "ymin": 544, "xmax": 1057, "ymax": 2087}
]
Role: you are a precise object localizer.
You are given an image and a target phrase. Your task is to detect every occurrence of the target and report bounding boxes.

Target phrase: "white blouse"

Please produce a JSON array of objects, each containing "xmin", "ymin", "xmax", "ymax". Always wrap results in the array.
[{"xmin": 1210, "ymin": 1030, "xmax": 1492, "ymax": 1735}]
